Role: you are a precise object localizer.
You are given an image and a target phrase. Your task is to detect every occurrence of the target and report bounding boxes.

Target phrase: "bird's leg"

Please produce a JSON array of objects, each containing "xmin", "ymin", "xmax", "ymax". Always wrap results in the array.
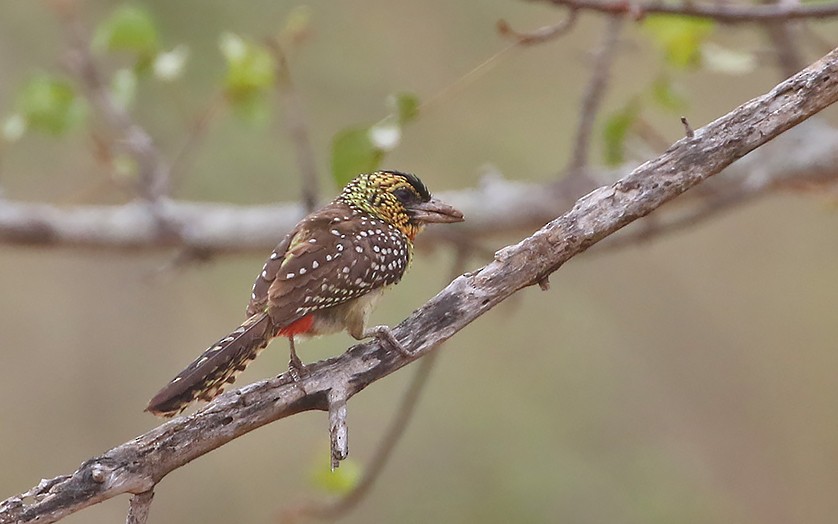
[
  {"xmin": 287, "ymin": 337, "xmax": 306, "ymax": 381},
  {"xmin": 361, "ymin": 325, "xmax": 413, "ymax": 358}
]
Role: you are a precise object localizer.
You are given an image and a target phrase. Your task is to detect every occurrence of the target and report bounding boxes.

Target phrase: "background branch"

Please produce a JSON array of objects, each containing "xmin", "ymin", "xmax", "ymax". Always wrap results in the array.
[
  {"xmin": 541, "ymin": 0, "xmax": 838, "ymax": 23},
  {"xmin": 2, "ymin": 115, "xmax": 837, "ymax": 253},
  {"xmin": 2, "ymin": 45, "xmax": 836, "ymax": 524}
]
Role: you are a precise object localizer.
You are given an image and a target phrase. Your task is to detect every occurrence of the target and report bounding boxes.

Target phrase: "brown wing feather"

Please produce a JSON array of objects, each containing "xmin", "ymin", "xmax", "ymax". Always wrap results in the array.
[
  {"xmin": 247, "ymin": 228, "xmax": 296, "ymax": 317},
  {"xmin": 256, "ymin": 203, "xmax": 412, "ymax": 326}
]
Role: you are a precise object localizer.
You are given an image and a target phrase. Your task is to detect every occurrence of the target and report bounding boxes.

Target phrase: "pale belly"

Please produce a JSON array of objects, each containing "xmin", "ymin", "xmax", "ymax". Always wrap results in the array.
[{"xmin": 301, "ymin": 288, "xmax": 386, "ymax": 341}]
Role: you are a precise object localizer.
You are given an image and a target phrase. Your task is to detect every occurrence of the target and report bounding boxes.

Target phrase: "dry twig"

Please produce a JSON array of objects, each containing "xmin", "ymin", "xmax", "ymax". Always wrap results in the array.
[
  {"xmin": 541, "ymin": 0, "xmax": 838, "ymax": 24},
  {"xmin": 497, "ymin": 10, "xmax": 579, "ymax": 45}
]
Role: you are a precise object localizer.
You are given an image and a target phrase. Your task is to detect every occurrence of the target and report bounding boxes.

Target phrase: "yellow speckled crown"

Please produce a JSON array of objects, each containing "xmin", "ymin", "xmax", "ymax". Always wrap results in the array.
[{"xmin": 337, "ymin": 170, "xmax": 431, "ymax": 239}]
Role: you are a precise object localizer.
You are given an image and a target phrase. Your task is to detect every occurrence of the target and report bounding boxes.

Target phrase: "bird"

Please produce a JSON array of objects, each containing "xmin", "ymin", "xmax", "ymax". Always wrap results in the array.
[{"xmin": 146, "ymin": 170, "xmax": 464, "ymax": 417}]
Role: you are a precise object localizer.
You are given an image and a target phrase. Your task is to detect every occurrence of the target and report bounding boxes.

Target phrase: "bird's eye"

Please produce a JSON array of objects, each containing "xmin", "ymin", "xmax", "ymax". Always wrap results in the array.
[{"xmin": 392, "ymin": 187, "xmax": 415, "ymax": 204}]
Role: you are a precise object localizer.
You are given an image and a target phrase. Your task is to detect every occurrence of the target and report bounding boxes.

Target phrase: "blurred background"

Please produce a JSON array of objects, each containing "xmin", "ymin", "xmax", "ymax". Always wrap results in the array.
[{"xmin": 1, "ymin": 1, "xmax": 837, "ymax": 523}]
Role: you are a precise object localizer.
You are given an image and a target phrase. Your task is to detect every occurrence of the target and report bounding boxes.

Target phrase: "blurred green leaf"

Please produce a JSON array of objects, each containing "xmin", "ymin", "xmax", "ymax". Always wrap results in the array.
[
  {"xmin": 93, "ymin": 4, "xmax": 159, "ymax": 57},
  {"xmin": 602, "ymin": 99, "xmax": 640, "ymax": 166},
  {"xmin": 701, "ymin": 42, "xmax": 757, "ymax": 75},
  {"xmin": 330, "ymin": 92, "xmax": 419, "ymax": 185},
  {"xmin": 310, "ymin": 454, "xmax": 362, "ymax": 495},
  {"xmin": 220, "ymin": 32, "xmax": 276, "ymax": 97},
  {"xmin": 650, "ymin": 75, "xmax": 687, "ymax": 112},
  {"xmin": 16, "ymin": 73, "xmax": 86, "ymax": 136},
  {"xmin": 388, "ymin": 91, "xmax": 420, "ymax": 125},
  {"xmin": 643, "ymin": 15, "xmax": 714, "ymax": 68},
  {"xmin": 331, "ymin": 126, "xmax": 384, "ymax": 186}
]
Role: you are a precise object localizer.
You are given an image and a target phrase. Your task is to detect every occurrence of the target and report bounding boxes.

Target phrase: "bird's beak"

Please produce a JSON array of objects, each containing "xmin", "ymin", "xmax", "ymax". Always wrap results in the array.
[{"xmin": 408, "ymin": 198, "xmax": 465, "ymax": 224}]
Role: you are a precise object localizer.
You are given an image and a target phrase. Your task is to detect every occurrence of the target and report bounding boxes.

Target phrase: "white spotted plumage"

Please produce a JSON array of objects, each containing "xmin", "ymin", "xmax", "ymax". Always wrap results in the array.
[{"xmin": 148, "ymin": 170, "xmax": 462, "ymax": 418}]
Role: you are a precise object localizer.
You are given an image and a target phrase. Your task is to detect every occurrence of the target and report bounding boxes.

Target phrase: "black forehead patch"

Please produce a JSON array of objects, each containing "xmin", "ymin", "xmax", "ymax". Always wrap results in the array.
[{"xmin": 382, "ymin": 170, "xmax": 431, "ymax": 201}]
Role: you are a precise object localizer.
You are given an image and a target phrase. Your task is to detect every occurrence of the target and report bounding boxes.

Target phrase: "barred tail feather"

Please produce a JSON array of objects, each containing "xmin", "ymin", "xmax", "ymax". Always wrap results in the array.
[{"xmin": 146, "ymin": 313, "xmax": 274, "ymax": 417}]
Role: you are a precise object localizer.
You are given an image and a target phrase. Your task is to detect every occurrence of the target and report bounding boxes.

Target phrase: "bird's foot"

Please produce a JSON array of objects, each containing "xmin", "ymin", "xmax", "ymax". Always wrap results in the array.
[
  {"xmin": 285, "ymin": 339, "xmax": 309, "ymax": 387},
  {"xmin": 364, "ymin": 325, "xmax": 413, "ymax": 358},
  {"xmin": 287, "ymin": 354, "xmax": 309, "ymax": 382}
]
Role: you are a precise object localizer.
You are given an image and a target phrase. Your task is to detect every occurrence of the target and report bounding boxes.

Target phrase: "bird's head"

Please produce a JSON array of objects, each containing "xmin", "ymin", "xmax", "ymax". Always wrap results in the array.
[{"xmin": 338, "ymin": 170, "xmax": 464, "ymax": 239}]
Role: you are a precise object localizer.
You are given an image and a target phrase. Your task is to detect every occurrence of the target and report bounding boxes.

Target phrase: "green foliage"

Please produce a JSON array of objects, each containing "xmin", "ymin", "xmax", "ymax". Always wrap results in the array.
[
  {"xmin": 602, "ymin": 99, "xmax": 640, "ymax": 166},
  {"xmin": 643, "ymin": 15, "xmax": 715, "ymax": 69},
  {"xmin": 331, "ymin": 126, "xmax": 385, "ymax": 186},
  {"xmin": 16, "ymin": 73, "xmax": 86, "ymax": 136},
  {"xmin": 331, "ymin": 92, "xmax": 420, "ymax": 186},
  {"xmin": 220, "ymin": 32, "xmax": 275, "ymax": 124},
  {"xmin": 93, "ymin": 4, "xmax": 159, "ymax": 58},
  {"xmin": 310, "ymin": 454, "xmax": 362, "ymax": 495}
]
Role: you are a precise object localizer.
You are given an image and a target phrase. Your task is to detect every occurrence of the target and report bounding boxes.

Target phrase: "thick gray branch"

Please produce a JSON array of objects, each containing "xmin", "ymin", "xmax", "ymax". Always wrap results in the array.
[{"xmin": 1, "ymin": 47, "xmax": 837, "ymax": 524}]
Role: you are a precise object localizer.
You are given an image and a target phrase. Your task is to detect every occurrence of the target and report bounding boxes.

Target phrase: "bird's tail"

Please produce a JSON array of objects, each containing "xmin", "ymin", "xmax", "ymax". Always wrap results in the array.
[{"xmin": 146, "ymin": 312, "xmax": 274, "ymax": 417}]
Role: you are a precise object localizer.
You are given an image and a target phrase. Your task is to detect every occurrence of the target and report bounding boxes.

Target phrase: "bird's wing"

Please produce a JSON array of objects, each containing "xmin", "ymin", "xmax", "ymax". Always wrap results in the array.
[
  {"xmin": 246, "ymin": 227, "xmax": 296, "ymax": 318},
  {"xmin": 254, "ymin": 207, "xmax": 411, "ymax": 327}
]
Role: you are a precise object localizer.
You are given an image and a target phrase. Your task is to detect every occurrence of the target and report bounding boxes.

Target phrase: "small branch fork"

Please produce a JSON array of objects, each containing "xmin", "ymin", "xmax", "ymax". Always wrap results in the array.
[
  {"xmin": 2, "ymin": 45, "xmax": 837, "ymax": 524},
  {"xmin": 328, "ymin": 388, "xmax": 349, "ymax": 470},
  {"xmin": 55, "ymin": 5, "xmax": 171, "ymax": 203}
]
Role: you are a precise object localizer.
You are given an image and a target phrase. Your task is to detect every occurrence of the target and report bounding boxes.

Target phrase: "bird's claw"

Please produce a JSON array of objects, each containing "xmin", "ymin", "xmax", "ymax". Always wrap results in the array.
[{"xmin": 366, "ymin": 325, "xmax": 413, "ymax": 358}]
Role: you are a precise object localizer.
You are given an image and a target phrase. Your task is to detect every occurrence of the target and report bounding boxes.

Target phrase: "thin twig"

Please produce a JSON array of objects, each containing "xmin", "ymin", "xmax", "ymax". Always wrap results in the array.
[
  {"xmin": 328, "ymin": 388, "xmax": 349, "ymax": 470},
  {"xmin": 681, "ymin": 116, "xmax": 695, "ymax": 138},
  {"xmin": 419, "ymin": 43, "xmax": 518, "ymax": 113},
  {"xmin": 55, "ymin": 6, "xmax": 170, "ymax": 202},
  {"xmin": 267, "ymin": 39, "xmax": 320, "ymax": 212},
  {"xmin": 540, "ymin": 0, "xmax": 838, "ymax": 24},
  {"xmin": 497, "ymin": 9, "xmax": 579, "ymax": 45},
  {"xmin": 567, "ymin": 15, "xmax": 624, "ymax": 173}
]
